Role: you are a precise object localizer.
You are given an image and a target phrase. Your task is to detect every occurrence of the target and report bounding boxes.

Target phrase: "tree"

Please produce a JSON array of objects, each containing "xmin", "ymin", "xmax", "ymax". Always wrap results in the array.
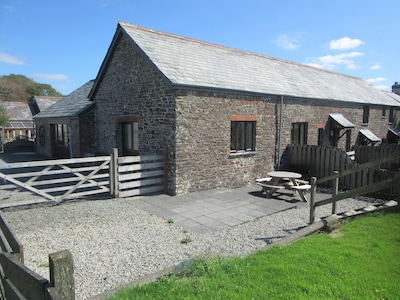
[
  {"xmin": 0, "ymin": 74, "xmax": 63, "ymax": 102},
  {"xmin": 0, "ymin": 105, "xmax": 9, "ymax": 126}
]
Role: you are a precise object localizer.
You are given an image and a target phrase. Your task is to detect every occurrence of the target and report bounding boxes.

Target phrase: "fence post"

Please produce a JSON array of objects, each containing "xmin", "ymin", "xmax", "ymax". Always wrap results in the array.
[
  {"xmin": 49, "ymin": 250, "xmax": 75, "ymax": 300},
  {"xmin": 111, "ymin": 148, "xmax": 119, "ymax": 198},
  {"xmin": 109, "ymin": 151, "xmax": 114, "ymax": 196},
  {"xmin": 309, "ymin": 176, "xmax": 317, "ymax": 224},
  {"xmin": 332, "ymin": 171, "xmax": 339, "ymax": 215}
]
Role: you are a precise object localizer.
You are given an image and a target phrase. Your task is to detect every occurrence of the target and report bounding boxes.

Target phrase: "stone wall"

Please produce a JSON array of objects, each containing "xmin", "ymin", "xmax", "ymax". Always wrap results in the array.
[
  {"xmin": 173, "ymin": 92, "xmax": 396, "ymax": 195},
  {"xmin": 35, "ymin": 117, "xmax": 81, "ymax": 158},
  {"xmin": 79, "ymin": 109, "xmax": 97, "ymax": 156},
  {"xmin": 91, "ymin": 34, "xmax": 177, "ymax": 193},
  {"xmin": 35, "ymin": 111, "xmax": 95, "ymax": 159},
  {"xmin": 174, "ymin": 91, "xmax": 276, "ymax": 194},
  {"xmin": 279, "ymin": 98, "xmax": 391, "ymax": 148}
]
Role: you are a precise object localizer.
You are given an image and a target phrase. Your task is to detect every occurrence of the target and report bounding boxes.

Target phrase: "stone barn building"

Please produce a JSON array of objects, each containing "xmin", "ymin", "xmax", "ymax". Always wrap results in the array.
[
  {"xmin": 34, "ymin": 80, "xmax": 95, "ymax": 158},
  {"xmin": 55, "ymin": 22, "xmax": 400, "ymax": 195}
]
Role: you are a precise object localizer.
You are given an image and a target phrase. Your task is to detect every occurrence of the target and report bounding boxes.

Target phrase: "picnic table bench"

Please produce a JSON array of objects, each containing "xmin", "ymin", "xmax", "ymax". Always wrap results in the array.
[{"xmin": 256, "ymin": 171, "xmax": 311, "ymax": 202}]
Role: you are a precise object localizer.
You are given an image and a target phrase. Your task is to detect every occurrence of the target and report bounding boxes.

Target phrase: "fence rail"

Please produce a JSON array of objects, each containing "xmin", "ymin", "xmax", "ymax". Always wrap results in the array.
[
  {"xmin": 287, "ymin": 144, "xmax": 400, "ymax": 200},
  {"xmin": 308, "ymin": 152, "xmax": 400, "ymax": 224},
  {"xmin": 0, "ymin": 212, "xmax": 74, "ymax": 299}
]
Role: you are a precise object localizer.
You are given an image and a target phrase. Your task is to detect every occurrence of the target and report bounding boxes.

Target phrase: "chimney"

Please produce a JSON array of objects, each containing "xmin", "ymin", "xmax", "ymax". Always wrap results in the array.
[{"xmin": 392, "ymin": 81, "xmax": 400, "ymax": 95}]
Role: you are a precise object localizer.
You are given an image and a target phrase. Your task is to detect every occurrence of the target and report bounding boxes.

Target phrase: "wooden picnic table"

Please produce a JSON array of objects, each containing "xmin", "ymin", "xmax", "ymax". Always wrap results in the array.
[{"xmin": 257, "ymin": 171, "xmax": 310, "ymax": 202}]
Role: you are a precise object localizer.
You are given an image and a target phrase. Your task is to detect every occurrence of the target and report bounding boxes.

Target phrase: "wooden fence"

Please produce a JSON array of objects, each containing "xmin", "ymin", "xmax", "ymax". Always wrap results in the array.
[
  {"xmin": 0, "ymin": 212, "xmax": 74, "ymax": 299},
  {"xmin": 110, "ymin": 149, "xmax": 165, "ymax": 198},
  {"xmin": 0, "ymin": 150, "xmax": 166, "ymax": 203},
  {"xmin": 353, "ymin": 144, "xmax": 400, "ymax": 169},
  {"xmin": 287, "ymin": 144, "xmax": 400, "ymax": 200},
  {"xmin": 308, "ymin": 153, "xmax": 400, "ymax": 223}
]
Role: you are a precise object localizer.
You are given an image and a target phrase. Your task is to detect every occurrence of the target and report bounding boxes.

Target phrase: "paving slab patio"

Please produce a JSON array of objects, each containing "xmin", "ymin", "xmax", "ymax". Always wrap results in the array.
[{"xmin": 126, "ymin": 185, "xmax": 316, "ymax": 233}]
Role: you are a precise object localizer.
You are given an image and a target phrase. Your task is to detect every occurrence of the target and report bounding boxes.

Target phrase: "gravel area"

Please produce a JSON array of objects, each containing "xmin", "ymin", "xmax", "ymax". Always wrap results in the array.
[{"xmin": 2, "ymin": 196, "xmax": 381, "ymax": 299}]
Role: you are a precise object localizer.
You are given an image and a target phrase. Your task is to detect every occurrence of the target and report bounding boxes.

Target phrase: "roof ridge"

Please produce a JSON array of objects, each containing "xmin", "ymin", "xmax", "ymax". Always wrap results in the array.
[{"xmin": 118, "ymin": 21, "xmax": 362, "ymax": 81}]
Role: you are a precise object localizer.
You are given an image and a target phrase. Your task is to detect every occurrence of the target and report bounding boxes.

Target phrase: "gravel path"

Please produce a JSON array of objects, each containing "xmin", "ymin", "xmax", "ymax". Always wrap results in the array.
[{"xmin": 2, "ymin": 196, "xmax": 380, "ymax": 299}]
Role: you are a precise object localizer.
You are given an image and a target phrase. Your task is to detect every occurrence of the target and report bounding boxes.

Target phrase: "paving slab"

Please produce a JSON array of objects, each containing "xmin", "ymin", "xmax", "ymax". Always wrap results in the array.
[{"xmin": 127, "ymin": 185, "xmax": 312, "ymax": 234}]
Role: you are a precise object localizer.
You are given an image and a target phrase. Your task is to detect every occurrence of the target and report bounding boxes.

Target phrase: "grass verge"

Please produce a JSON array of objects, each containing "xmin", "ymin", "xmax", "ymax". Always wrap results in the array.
[{"xmin": 108, "ymin": 212, "xmax": 400, "ymax": 299}]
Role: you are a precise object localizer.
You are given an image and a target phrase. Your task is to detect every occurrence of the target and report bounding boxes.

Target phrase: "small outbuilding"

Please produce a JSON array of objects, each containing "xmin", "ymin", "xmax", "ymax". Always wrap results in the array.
[{"xmin": 34, "ymin": 80, "xmax": 95, "ymax": 158}]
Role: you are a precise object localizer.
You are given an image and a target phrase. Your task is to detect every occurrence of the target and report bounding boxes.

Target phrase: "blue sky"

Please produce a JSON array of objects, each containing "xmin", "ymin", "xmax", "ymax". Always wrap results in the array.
[{"xmin": 0, "ymin": 0, "xmax": 398, "ymax": 95}]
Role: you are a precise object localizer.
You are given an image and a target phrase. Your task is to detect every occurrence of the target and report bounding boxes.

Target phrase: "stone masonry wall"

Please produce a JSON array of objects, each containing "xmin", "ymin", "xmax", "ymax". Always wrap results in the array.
[
  {"xmin": 175, "ymin": 91, "xmax": 277, "ymax": 194},
  {"xmin": 91, "ymin": 34, "xmax": 177, "ymax": 193},
  {"xmin": 35, "ymin": 117, "xmax": 81, "ymax": 158},
  {"xmin": 79, "ymin": 109, "xmax": 96, "ymax": 156},
  {"xmin": 174, "ymin": 92, "xmax": 395, "ymax": 195}
]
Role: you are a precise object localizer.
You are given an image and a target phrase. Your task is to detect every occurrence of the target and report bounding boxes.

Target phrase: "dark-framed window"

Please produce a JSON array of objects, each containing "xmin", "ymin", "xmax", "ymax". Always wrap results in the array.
[
  {"xmin": 55, "ymin": 124, "xmax": 69, "ymax": 146},
  {"xmin": 230, "ymin": 121, "xmax": 256, "ymax": 152},
  {"xmin": 318, "ymin": 128, "xmax": 324, "ymax": 145},
  {"xmin": 50, "ymin": 123, "xmax": 70, "ymax": 158},
  {"xmin": 291, "ymin": 122, "xmax": 308, "ymax": 145},
  {"xmin": 363, "ymin": 105, "xmax": 369, "ymax": 124},
  {"xmin": 122, "ymin": 122, "xmax": 139, "ymax": 155},
  {"xmin": 389, "ymin": 107, "xmax": 394, "ymax": 124}
]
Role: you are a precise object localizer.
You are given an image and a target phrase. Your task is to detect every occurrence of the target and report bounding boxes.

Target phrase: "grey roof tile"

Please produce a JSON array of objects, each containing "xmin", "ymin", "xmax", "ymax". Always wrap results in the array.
[
  {"xmin": 33, "ymin": 96, "xmax": 62, "ymax": 111},
  {"xmin": 359, "ymin": 129, "xmax": 381, "ymax": 142},
  {"xmin": 120, "ymin": 22, "xmax": 399, "ymax": 107},
  {"xmin": 0, "ymin": 102, "xmax": 32, "ymax": 120},
  {"xmin": 34, "ymin": 80, "xmax": 95, "ymax": 118}
]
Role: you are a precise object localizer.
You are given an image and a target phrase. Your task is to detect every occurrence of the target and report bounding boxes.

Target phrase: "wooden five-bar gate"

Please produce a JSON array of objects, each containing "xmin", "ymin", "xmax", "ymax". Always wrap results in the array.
[{"xmin": 0, "ymin": 149, "xmax": 166, "ymax": 203}]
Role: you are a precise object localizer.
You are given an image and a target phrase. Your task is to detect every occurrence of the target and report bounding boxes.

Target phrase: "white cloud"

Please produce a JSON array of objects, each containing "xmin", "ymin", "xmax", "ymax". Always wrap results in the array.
[
  {"xmin": 306, "ymin": 52, "xmax": 364, "ymax": 70},
  {"xmin": 0, "ymin": 52, "xmax": 23, "ymax": 65},
  {"xmin": 32, "ymin": 73, "xmax": 69, "ymax": 82},
  {"xmin": 329, "ymin": 37, "xmax": 364, "ymax": 50},
  {"xmin": 346, "ymin": 64, "xmax": 358, "ymax": 70},
  {"xmin": 373, "ymin": 85, "xmax": 389, "ymax": 90},
  {"xmin": 370, "ymin": 64, "xmax": 381, "ymax": 70},
  {"xmin": 275, "ymin": 34, "xmax": 301, "ymax": 50},
  {"xmin": 366, "ymin": 77, "xmax": 386, "ymax": 84}
]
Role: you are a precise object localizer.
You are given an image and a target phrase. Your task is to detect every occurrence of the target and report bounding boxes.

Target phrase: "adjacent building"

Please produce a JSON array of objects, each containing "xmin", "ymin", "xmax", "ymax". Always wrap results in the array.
[
  {"xmin": 0, "ymin": 96, "xmax": 61, "ymax": 146},
  {"xmin": 34, "ymin": 81, "xmax": 95, "ymax": 158}
]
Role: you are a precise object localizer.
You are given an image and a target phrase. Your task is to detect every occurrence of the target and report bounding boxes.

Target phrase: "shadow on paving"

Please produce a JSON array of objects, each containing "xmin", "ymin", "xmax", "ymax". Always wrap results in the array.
[{"xmin": 0, "ymin": 152, "xmax": 48, "ymax": 165}]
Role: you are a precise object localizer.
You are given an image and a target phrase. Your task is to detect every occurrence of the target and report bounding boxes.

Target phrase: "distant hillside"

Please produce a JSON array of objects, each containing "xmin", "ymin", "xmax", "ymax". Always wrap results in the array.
[{"xmin": 0, "ymin": 74, "xmax": 63, "ymax": 102}]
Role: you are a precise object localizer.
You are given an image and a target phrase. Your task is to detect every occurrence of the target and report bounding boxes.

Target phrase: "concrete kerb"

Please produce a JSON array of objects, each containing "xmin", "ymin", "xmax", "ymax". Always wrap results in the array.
[{"xmin": 89, "ymin": 200, "xmax": 398, "ymax": 300}]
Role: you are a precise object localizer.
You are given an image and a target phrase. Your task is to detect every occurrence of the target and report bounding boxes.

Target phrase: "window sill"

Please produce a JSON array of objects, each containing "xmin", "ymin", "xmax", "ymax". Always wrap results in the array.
[{"xmin": 229, "ymin": 151, "xmax": 256, "ymax": 158}]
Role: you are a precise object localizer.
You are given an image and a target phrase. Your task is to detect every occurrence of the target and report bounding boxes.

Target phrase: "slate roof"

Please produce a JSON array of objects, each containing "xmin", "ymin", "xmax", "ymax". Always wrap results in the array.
[
  {"xmin": 382, "ymin": 91, "xmax": 400, "ymax": 104},
  {"xmin": 34, "ymin": 80, "xmax": 95, "ymax": 118},
  {"xmin": 359, "ymin": 129, "xmax": 381, "ymax": 142},
  {"xmin": 329, "ymin": 113, "xmax": 355, "ymax": 128},
  {"xmin": 0, "ymin": 102, "xmax": 32, "ymax": 121},
  {"xmin": 95, "ymin": 22, "xmax": 399, "ymax": 107},
  {"xmin": 32, "ymin": 96, "xmax": 63, "ymax": 114}
]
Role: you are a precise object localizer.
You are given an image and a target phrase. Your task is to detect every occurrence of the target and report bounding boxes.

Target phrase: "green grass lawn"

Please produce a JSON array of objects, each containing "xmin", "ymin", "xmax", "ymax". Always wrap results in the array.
[{"xmin": 108, "ymin": 211, "xmax": 400, "ymax": 300}]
